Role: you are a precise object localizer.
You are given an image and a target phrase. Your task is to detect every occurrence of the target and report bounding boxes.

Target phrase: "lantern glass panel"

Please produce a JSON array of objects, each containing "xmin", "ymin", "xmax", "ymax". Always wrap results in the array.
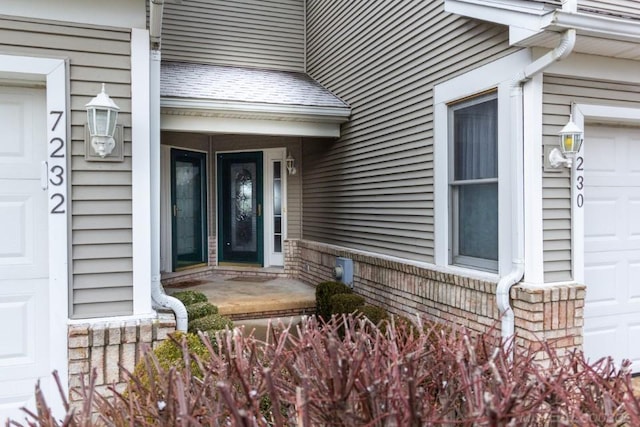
[
  {"xmin": 86, "ymin": 109, "xmax": 96, "ymax": 135},
  {"xmin": 561, "ymin": 134, "xmax": 575, "ymax": 153},
  {"xmin": 107, "ymin": 110, "xmax": 118, "ymax": 136},
  {"xmin": 95, "ymin": 109, "xmax": 109, "ymax": 135}
]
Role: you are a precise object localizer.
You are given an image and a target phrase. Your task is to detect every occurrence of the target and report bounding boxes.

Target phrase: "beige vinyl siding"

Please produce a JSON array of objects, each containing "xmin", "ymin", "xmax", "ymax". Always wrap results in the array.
[
  {"xmin": 542, "ymin": 74, "xmax": 640, "ymax": 282},
  {"xmin": 161, "ymin": 0, "xmax": 305, "ymax": 72},
  {"xmin": 304, "ymin": 0, "xmax": 515, "ymax": 262},
  {"xmin": 0, "ymin": 15, "xmax": 134, "ymax": 318},
  {"xmin": 161, "ymin": 133, "xmax": 303, "ymax": 243}
]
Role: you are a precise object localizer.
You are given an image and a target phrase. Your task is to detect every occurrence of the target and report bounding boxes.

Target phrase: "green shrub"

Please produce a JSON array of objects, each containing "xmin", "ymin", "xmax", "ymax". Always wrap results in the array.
[
  {"xmin": 171, "ymin": 290, "xmax": 208, "ymax": 306},
  {"xmin": 187, "ymin": 301, "xmax": 219, "ymax": 320},
  {"xmin": 329, "ymin": 293, "xmax": 365, "ymax": 315},
  {"xmin": 131, "ymin": 332, "xmax": 210, "ymax": 394},
  {"xmin": 189, "ymin": 313, "xmax": 233, "ymax": 334},
  {"xmin": 315, "ymin": 281, "xmax": 352, "ymax": 320},
  {"xmin": 358, "ymin": 304, "xmax": 388, "ymax": 326}
]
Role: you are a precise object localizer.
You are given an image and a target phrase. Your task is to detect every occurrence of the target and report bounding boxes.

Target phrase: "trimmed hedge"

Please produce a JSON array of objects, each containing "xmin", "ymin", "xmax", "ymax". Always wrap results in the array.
[
  {"xmin": 171, "ymin": 290, "xmax": 208, "ymax": 306},
  {"xmin": 188, "ymin": 313, "xmax": 234, "ymax": 335},
  {"xmin": 329, "ymin": 293, "xmax": 365, "ymax": 315},
  {"xmin": 315, "ymin": 281, "xmax": 352, "ymax": 320},
  {"xmin": 358, "ymin": 304, "xmax": 389, "ymax": 327},
  {"xmin": 186, "ymin": 301, "xmax": 219, "ymax": 320}
]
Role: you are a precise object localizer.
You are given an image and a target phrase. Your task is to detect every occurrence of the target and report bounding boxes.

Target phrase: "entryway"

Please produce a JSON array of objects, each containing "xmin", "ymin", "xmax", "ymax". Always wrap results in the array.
[
  {"xmin": 583, "ymin": 124, "xmax": 640, "ymax": 372},
  {"xmin": 171, "ymin": 149, "xmax": 208, "ymax": 270},
  {"xmin": 217, "ymin": 151, "xmax": 264, "ymax": 265}
]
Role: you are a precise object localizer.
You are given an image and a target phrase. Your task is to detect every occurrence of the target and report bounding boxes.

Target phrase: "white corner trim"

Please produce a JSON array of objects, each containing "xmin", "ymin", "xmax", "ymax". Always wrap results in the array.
[
  {"xmin": 571, "ymin": 103, "xmax": 640, "ymax": 285},
  {"xmin": 0, "ymin": 52, "xmax": 70, "ymax": 418},
  {"xmin": 131, "ymin": 28, "xmax": 154, "ymax": 316},
  {"xmin": 523, "ymin": 74, "xmax": 545, "ymax": 284},
  {"xmin": 434, "ymin": 50, "xmax": 532, "ymax": 271}
]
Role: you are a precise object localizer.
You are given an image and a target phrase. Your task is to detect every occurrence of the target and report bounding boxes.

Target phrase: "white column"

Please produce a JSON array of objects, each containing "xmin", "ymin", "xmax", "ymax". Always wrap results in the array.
[
  {"xmin": 150, "ymin": 49, "xmax": 162, "ymax": 294},
  {"xmin": 131, "ymin": 28, "xmax": 154, "ymax": 315}
]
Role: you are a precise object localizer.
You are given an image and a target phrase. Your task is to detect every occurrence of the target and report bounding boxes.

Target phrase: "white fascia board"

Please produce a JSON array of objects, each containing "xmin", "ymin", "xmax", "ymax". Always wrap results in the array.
[
  {"xmin": 445, "ymin": 0, "xmax": 551, "ymax": 31},
  {"xmin": 546, "ymin": 10, "xmax": 640, "ymax": 43},
  {"xmin": 447, "ymin": 0, "xmax": 640, "ymax": 46},
  {"xmin": 0, "ymin": 0, "xmax": 146, "ymax": 29},
  {"xmin": 161, "ymin": 112, "xmax": 341, "ymax": 138},
  {"xmin": 161, "ymin": 98, "xmax": 351, "ymax": 124}
]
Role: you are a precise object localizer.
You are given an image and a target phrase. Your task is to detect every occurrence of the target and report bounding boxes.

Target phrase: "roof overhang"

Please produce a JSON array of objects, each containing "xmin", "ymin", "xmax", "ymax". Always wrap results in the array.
[
  {"xmin": 161, "ymin": 98, "xmax": 351, "ymax": 138},
  {"xmin": 445, "ymin": 0, "xmax": 640, "ymax": 60}
]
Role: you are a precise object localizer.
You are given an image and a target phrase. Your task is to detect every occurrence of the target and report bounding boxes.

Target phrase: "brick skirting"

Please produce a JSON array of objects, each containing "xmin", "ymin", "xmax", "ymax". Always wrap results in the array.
[
  {"xmin": 284, "ymin": 239, "xmax": 585, "ymax": 355},
  {"xmin": 67, "ymin": 311, "xmax": 176, "ymax": 407}
]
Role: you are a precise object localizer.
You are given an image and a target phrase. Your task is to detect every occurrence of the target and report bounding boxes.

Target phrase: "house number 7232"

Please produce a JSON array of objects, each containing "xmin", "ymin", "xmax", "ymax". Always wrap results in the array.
[
  {"xmin": 49, "ymin": 110, "xmax": 66, "ymax": 214},
  {"xmin": 575, "ymin": 156, "xmax": 584, "ymax": 208}
]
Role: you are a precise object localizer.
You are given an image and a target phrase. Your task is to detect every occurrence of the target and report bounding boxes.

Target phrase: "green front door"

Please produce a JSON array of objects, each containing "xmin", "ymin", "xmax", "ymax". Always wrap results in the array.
[
  {"xmin": 171, "ymin": 149, "xmax": 208, "ymax": 271},
  {"xmin": 217, "ymin": 152, "xmax": 264, "ymax": 265}
]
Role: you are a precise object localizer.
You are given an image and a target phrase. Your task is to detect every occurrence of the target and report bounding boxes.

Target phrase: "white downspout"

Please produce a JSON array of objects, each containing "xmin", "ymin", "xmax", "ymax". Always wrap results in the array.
[
  {"xmin": 148, "ymin": 0, "xmax": 188, "ymax": 331},
  {"xmin": 497, "ymin": 28, "xmax": 576, "ymax": 347}
]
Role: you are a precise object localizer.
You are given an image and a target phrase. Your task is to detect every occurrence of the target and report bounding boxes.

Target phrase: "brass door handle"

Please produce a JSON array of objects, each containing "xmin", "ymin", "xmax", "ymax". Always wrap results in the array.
[{"xmin": 257, "ymin": 203, "xmax": 262, "ymax": 217}]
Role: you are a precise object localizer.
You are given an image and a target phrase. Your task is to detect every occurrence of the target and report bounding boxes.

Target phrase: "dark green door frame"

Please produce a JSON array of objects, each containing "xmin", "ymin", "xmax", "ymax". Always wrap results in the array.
[
  {"xmin": 171, "ymin": 149, "xmax": 208, "ymax": 271},
  {"xmin": 217, "ymin": 151, "xmax": 264, "ymax": 265}
]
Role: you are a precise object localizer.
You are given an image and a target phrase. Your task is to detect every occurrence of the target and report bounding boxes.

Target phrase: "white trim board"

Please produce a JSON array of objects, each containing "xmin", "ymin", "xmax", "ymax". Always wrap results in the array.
[
  {"xmin": 161, "ymin": 113, "xmax": 343, "ymax": 138},
  {"xmin": 0, "ymin": 52, "xmax": 70, "ymax": 418},
  {"xmin": 130, "ymin": 28, "xmax": 154, "ymax": 317},
  {"xmin": 434, "ymin": 50, "xmax": 532, "ymax": 276}
]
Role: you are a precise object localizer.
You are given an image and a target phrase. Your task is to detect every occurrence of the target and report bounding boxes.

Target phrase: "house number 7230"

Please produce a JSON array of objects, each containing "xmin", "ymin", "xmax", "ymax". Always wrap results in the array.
[
  {"xmin": 575, "ymin": 156, "xmax": 584, "ymax": 208},
  {"xmin": 49, "ymin": 110, "xmax": 66, "ymax": 214}
]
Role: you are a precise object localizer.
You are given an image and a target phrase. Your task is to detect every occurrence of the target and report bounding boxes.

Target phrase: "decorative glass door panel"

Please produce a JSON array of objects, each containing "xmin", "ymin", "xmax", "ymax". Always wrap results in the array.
[
  {"xmin": 218, "ymin": 152, "xmax": 263, "ymax": 264},
  {"xmin": 171, "ymin": 149, "xmax": 208, "ymax": 271}
]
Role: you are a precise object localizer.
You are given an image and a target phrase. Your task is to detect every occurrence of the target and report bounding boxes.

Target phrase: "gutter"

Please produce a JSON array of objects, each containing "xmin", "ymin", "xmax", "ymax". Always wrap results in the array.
[
  {"xmin": 497, "ymin": 27, "xmax": 576, "ymax": 348},
  {"xmin": 148, "ymin": 0, "xmax": 188, "ymax": 332}
]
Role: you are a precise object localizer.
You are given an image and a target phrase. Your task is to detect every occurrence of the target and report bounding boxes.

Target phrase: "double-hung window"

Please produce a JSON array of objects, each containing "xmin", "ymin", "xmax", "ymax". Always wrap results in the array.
[{"xmin": 449, "ymin": 93, "xmax": 498, "ymax": 272}]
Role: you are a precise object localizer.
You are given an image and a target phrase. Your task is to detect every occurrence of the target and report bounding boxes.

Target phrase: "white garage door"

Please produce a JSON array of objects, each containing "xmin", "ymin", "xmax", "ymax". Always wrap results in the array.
[
  {"xmin": 583, "ymin": 124, "xmax": 640, "ymax": 372},
  {"xmin": 0, "ymin": 85, "xmax": 51, "ymax": 421}
]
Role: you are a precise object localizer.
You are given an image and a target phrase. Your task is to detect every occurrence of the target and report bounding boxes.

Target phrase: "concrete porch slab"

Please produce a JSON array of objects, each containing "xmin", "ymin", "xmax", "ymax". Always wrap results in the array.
[{"xmin": 164, "ymin": 273, "xmax": 316, "ymax": 320}]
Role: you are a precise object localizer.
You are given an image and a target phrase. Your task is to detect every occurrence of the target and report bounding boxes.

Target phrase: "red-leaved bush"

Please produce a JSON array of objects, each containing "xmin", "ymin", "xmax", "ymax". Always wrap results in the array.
[{"xmin": 8, "ymin": 315, "xmax": 640, "ymax": 426}]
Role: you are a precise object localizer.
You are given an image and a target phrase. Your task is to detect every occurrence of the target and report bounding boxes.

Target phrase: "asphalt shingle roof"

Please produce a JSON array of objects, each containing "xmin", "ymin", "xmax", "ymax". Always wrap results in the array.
[{"xmin": 161, "ymin": 62, "xmax": 349, "ymax": 109}]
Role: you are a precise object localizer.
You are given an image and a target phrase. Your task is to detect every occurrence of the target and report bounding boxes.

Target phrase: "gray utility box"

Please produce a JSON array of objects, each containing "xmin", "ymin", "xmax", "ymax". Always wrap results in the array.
[{"xmin": 335, "ymin": 257, "xmax": 354, "ymax": 288}]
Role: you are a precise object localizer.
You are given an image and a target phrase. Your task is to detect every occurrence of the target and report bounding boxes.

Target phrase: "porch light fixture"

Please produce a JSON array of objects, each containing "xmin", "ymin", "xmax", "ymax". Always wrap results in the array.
[
  {"xmin": 85, "ymin": 83, "xmax": 120, "ymax": 158},
  {"xmin": 286, "ymin": 153, "xmax": 297, "ymax": 175},
  {"xmin": 549, "ymin": 114, "xmax": 583, "ymax": 168}
]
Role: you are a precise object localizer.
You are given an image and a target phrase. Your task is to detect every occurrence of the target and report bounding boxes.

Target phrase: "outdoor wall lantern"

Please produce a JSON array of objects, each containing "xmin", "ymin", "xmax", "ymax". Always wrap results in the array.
[
  {"xmin": 286, "ymin": 153, "xmax": 297, "ymax": 175},
  {"xmin": 85, "ymin": 83, "xmax": 120, "ymax": 158},
  {"xmin": 549, "ymin": 114, "xmax": 583, "ymax": 168}
]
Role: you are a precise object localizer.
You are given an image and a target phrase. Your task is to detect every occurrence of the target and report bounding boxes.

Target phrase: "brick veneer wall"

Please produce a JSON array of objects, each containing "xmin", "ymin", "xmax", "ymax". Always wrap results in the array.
[
  {"xmin": 67, "ymin": 312, "xmax": 176, "ymax": 406},
  {"xmin": 285, "ymin": 239, "xmax": 585, "ymax": 353}
]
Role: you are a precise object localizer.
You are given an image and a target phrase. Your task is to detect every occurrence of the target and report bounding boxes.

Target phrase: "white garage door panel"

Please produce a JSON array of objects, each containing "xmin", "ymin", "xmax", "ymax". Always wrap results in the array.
[
  {"xmin": 0, "ymin": 183, "xmax": 48, "ymax": 277},
  {"xmin": 0, "ymin": 88, "xmax": 43, "ymax": 180},
  {"xmin": 0, "ymin": 85, "xmax": 50, "ymax": 421},
  {"xmin": 584, "ymin": 124, "xmax": 640, "ymax": 373}
]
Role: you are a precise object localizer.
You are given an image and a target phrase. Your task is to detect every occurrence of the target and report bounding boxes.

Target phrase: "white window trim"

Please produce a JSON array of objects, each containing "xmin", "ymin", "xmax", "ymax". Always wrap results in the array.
[
  {"xmin": 0, "ymin": 52, "xmax": 69, "ymax": 416},
  {"xmin": 434, "ymin": 49, "xmax": 532, "ymax": 277},
  {"xmin": 448, "ymin": 93, "xmax": 499, "ymax": 272},
  {"xmin": 571, "ymin": 104, "xmax": 640, "ymax": 285}
]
